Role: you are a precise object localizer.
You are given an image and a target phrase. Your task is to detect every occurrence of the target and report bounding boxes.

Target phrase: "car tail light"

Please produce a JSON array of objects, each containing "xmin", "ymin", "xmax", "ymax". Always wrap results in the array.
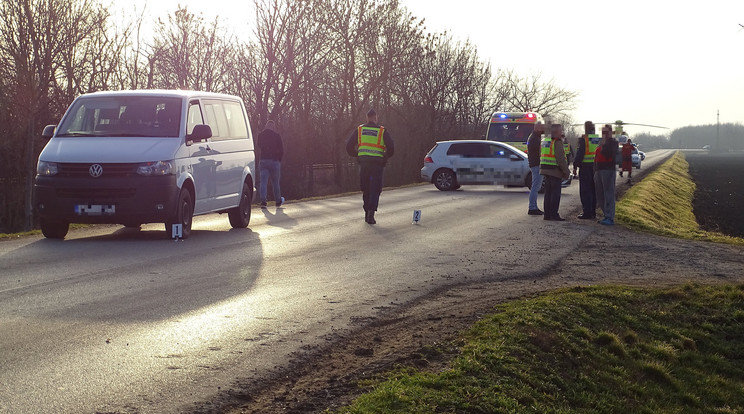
[{"xmin": 424, "ymin": 156, "xmax": 434, "ymax": 163}]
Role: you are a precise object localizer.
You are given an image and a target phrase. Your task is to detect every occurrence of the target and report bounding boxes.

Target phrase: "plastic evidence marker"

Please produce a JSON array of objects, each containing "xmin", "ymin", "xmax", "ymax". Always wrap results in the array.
[
  {"xmin": 172, "ymin": 224, "xmax": 183, "ymax": 239},
  {"xmin": 412, "ymin": 210, "xmax": 422, "ymax": 224}
]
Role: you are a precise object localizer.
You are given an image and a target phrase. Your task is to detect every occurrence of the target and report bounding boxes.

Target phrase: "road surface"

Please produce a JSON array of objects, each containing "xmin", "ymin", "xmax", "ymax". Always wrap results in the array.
[{"xmin": 0, "ymin": 150, "xmax": 675, "ymax": 413}]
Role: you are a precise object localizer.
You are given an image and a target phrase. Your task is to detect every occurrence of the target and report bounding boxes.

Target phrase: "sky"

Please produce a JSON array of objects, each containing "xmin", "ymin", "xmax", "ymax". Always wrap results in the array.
[{"xmin": 126, "ymin": 0, "xmax": 744, "ymax": 136}]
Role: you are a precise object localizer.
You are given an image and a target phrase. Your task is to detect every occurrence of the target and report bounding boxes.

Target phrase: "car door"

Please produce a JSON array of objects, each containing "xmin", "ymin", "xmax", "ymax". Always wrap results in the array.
[
  {"xmin": 487, "ymin": 143, "xmax": 527, "ymax": 186},
  {"xmin": 448, "ymin": 142, "xmax": 494, "ymax": 185}
]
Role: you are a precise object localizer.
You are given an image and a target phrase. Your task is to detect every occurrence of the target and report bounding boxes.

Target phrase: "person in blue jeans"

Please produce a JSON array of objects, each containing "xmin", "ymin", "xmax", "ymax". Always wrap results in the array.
[
  {"xmin": 526, "ymin": 122, "xmax": 546, "ymax": 215},
  {"xmin": 257, "ymin": 120, "xmax": 284, "ymax": 208},
  {"xmin": 594, "ymin": 124, "xmax": 619, "ymax": 225}
]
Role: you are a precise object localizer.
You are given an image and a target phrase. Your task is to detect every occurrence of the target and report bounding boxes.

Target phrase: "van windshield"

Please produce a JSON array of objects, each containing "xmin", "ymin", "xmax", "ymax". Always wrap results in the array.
[
  {"xmin": 486, "ymin": 123, "xmax": 535, "ymax": 143},
  {"xmin": 56, "ymin": 96, "xmax": 182, "ymax": 138}
]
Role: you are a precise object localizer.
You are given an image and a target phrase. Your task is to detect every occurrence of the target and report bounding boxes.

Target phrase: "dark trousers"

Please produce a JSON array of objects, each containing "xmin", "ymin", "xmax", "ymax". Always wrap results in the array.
[
  {"xmin": 578, "ymin": 164, "xmax": 596, "ymax": 216},
  {"xmin": 542, "ymin": 175, "xmax": 562, "ymax": 219},
  {"xmin": 359, "ymin": 162, "xmax": 384, "ymax": 212}
]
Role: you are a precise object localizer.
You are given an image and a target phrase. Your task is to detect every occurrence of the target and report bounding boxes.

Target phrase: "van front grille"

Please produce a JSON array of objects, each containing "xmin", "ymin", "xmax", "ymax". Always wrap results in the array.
[{"xmin": 58, "ymin": 163, "xmax": 139, "ymax": 178}]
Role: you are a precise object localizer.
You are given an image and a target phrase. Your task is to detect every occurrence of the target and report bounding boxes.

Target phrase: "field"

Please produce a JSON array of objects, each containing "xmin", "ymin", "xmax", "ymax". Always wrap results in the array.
[{"xmin": 687, "ymin": 151, "xmax": 744, "ymax": 238}]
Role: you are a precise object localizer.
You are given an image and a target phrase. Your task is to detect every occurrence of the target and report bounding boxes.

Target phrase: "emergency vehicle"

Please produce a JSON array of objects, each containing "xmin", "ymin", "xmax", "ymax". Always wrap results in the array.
[{"xmin": 485, "ymin": 111, "xmax": 544, "ymax": 152}]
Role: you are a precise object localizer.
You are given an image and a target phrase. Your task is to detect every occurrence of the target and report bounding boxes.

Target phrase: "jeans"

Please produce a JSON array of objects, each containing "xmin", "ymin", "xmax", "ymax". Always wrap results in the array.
[
  {"xmin": 594, "ymin": 169, "xmax": 616, "ymax": 221},
  {"xmin": 359, "ymin": 162, "xmax": 384, "ymax": 212},
  {"xmin": 528, "ymin": 165, "xmax": 543, "ymax": 210},
  {"xmin": 578, "ymin": 164, "xmax": 596, "ymax": 216},
  {"xmin": 542, "ymin": 175, "xmax": 562, "ymax": 219},
  {"xmin": 259, "ymin": 159, "xmax": 281, "ymax": 204}
]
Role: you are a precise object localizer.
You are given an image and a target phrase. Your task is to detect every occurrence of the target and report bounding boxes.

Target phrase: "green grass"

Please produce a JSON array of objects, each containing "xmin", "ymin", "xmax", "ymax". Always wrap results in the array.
[
  {"xmin": 338, "ymin": 284, "xmax": 744, "ymax": 413},
  {"xmin": 336, "ymin": 153, "xmax": 744, "ymax": 413},
  {"xmin": 616, "ymin": 151, "xmax": 744, "ymax": 245}
]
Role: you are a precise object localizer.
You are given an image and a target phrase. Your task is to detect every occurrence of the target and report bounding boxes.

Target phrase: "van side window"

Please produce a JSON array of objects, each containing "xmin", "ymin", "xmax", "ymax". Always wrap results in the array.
[
  {"xmin": 202, "ymin": 99, "xmax": 249, "ymax": 141},
  {"xmin": 187, "ymin": 101, "xmax": 204, "ymax": 135}
]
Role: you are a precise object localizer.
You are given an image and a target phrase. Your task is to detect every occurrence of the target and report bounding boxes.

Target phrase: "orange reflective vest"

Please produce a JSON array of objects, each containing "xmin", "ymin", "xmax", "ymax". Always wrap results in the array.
[{"xmin": 357, "ymin": 125, "xmax": 386, "ymax": 158}]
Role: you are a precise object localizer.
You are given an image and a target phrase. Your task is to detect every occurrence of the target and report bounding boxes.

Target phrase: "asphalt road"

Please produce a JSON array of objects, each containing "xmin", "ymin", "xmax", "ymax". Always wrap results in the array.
[{"xmin": 0, "ymin": 149, "xmax": 675, "ymax": 413}]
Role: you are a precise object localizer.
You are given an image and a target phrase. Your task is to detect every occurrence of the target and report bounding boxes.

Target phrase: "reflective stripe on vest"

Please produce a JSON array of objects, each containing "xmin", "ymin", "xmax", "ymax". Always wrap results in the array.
[
  {"xmin": 582, "ymin": 134, "xmax": 600, "ymax": 164},
  {"xmin": 540, "ymin": 137, "xmax": 558, "ymax": 166},
  {"xmin": 357, "ymin": 125, "xmax": 386, "ymax": 157}
]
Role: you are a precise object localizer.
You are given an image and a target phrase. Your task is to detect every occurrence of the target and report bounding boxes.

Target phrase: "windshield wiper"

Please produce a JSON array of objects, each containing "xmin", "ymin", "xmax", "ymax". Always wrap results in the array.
[{"xmin": 56, "ymin": 132, "xmax": 99, "ymax": 137}]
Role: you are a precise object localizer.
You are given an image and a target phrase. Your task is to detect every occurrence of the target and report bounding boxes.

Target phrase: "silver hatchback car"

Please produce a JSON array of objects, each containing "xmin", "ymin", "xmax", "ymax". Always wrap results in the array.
[{"xmin": 421, "ymin": 140, "xmax": 538, "ymax": 191}]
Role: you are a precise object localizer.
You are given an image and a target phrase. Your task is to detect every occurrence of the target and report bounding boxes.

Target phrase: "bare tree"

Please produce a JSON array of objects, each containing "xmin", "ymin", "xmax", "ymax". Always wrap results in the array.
[
  {"xmin": 150, "ymin": 7, "xmax": 237, "ymax": 92},
  {"xmin": 501, "ymin": 70, "xmax": 578, "ymax": 121},
  {"xmin": 0, "ymin": 0, "xmax": 112, "ymax": 231}
]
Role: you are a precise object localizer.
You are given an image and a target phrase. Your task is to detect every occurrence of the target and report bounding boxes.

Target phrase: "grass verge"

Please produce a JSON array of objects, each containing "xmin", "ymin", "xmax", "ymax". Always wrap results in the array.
[
  {"xmin": 336, "ymin": 153, "xmax": 744, "ymax": 413},
  {"xmin": 338, "ymin": 284, "xmax": 744, "ymax": 413},
  {"xmin": 616, "ymin": 151, "xmax": 743, "ymax": 245}
]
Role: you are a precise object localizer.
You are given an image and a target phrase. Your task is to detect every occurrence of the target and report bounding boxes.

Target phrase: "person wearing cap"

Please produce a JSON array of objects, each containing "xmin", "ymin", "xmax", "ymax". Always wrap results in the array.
[
  {"xmin": 539, "ymin": 123, "xmax": 570, "ymax": 221},
  {"xmin": 345, "ymin": 108, "xmax": 395, "ymax": 224},
  {"xmin": 257, "ymin": 120, "xmax": 284, "ymax": 208},
  {"xmin": 573, "ymin": 121, "xmax": 600, "ymax": 219}
]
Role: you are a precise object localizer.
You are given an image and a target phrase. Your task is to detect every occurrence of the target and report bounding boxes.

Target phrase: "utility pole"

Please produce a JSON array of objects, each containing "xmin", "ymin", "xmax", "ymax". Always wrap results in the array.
[{"xmin": 716, "ymin": 110, "xmax": 720, "ymax": 151}]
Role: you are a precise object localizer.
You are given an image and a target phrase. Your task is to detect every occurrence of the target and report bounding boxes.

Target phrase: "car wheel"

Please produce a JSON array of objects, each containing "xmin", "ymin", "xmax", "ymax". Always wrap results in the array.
[
  {"xmin": 165, "ymin": 188, "xmax": 193, "ymax": 239},
  {"xmin": 228, "ymin": 182, "xmax": 252, "ymax": 228},
  {"xmin": 433, "ymin": 169, "xmax": 457, "ymax": 191},
  {"xmin": 40, "ymin": 218, "xmax": 69, "ymax": 239}
]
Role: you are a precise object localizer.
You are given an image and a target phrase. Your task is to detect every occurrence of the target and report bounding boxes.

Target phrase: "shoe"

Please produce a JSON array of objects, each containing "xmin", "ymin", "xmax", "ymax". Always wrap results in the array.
[
  {"xmin": 528, "ymin": 209, "xmax": 544, "ymax": 216},
  {"xmin": 366, "ymin": 211, "xmax": 376, "ymax": 224},
  {"xmin": 544, "ymin": 216, "xmax": 565, "ymax": 221},
  {"xmin": 599, "ymin": 218, "xmax": 614, "ymax": 226},
  {"xmin": 260, "ymin": 202, "xmax": 267, "ymax": 208},
  {"xmin": 276, "ymin": 196, "xmax": 285, "ymax": 207},
  {"xmin": 577, "ymin": 214, "xmax": 595, "ymax": 219}
]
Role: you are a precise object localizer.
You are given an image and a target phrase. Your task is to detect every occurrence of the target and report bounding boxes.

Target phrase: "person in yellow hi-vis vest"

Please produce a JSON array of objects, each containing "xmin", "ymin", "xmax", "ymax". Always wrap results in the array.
[
  {"xmin": 539, "ymin": 123, "xmax": 570, "ymax": 221},
  {"xmin": 573, "ymin": 121, "xmax": 600, "ymax": 219},
  {"xmin": 345, "ymin": 109, "xmax": 395, "ymax": 224}
]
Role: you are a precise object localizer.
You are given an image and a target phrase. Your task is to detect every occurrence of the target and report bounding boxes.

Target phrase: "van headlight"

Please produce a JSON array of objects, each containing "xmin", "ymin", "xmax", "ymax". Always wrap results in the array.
[
  {"xmin": 137, "ymin": 160, "xmax": 174, "ymax": 176},
  {"xmin": 37, "ymin": 161, "xmax": 58, "ymax": 176}
]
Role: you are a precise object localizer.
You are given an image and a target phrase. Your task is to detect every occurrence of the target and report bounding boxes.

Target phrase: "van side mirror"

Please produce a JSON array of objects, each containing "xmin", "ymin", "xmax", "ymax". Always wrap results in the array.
[
  {"xmin": 42, "ymin": 125, "xmax": 56, "ymax": 139},
  {"xmin": 188, "ymin": 124, "xmax": 212, "ymax": 142}
]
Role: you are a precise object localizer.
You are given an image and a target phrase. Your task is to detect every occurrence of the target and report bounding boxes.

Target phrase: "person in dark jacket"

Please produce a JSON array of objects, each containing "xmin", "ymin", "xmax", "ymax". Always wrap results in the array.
[
  {"xmin": 526, "ymin": 122, "xmax": 545, "ymax": 215},
  {"xmin": 257, "ymin": 120, "xmax": 284, "ymax": 208},
  {"xmin": 594, "ymin": 124, "xmax": 619, "ymax": 225},
  {"xmin": 573, "ymin": 121, "xmax": 599, "ymax": 219},
  {"xmin": 345, "ymin": 109, "xmax": 394, "ymax": 224}
]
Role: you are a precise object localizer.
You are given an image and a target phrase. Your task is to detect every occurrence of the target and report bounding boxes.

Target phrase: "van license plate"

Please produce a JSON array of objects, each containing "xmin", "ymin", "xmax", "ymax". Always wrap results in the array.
[{"xmin": 75, "ymin": 204, "xmax": 115, "ymax": 216}]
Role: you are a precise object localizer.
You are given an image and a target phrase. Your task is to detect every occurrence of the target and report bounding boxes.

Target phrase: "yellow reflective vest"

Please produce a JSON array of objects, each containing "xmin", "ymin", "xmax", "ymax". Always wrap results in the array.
[
  {"xmin": 540, "ymin": 137, "xmax": 558, "ymax": 166},
  {"xmin": 357, "ymin": 125, "xmax": 386, "ymax": 158},
  {"xmin": 581, "ymin": 134, "xmax": 601, "ymax": 164}
]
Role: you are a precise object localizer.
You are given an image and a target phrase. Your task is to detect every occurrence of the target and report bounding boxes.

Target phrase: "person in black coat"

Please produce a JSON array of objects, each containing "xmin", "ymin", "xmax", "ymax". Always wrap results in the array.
[
  {"xmin": 345, "ymin": 109, "xmax": 394, "ymax": 224},
  {"xmin": 257, "ymin": 120, "xmax": 284, "ymax": 208}
]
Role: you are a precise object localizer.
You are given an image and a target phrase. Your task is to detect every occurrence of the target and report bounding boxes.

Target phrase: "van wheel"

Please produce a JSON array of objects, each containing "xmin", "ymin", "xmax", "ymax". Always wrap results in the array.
[
  {"xmin": 228, "ymin": 182, "xmax": 252, "ymax": 228},
  {"xmin": 165, "ymin": 189, "xmax": 193, "ymax": 239},
  {"xmin": 433, "ymin": 169, "xmax": 457, "ymax": 191},
  {"xmin": 40, "ymin": 218, "xmax": 69, "ymax": 239}
]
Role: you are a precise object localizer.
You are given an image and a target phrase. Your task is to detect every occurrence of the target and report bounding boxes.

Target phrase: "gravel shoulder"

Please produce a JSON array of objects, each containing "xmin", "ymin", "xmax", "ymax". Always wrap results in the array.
[{"xmin": 215, "ymin": 159, "xmax": 744, "ymax": 414}]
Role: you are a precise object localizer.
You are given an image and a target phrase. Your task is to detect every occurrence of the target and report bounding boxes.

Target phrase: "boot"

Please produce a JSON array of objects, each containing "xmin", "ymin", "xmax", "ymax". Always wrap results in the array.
[{"xmin": 366, "ymin": 211, "xmax": 376, "ymax": 224}]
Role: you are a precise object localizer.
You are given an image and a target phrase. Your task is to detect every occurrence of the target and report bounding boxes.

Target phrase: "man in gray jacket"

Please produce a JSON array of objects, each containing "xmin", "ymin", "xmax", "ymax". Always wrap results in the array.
[{"xmin": 539, "ymin": 124, "xmax": 571, "ymax": 221}]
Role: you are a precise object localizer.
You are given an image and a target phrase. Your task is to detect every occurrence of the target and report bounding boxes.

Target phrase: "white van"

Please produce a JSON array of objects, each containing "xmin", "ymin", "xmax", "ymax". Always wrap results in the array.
[{"xmin": 35, "ymin": 90, "xmax": 256, "ymax": 239}]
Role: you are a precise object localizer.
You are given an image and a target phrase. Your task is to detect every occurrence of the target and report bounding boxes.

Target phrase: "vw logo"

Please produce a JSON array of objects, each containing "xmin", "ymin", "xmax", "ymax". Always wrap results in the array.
[{"xmin": 89, "ymin": 164, "xmax": 103, "ymax": 178}]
